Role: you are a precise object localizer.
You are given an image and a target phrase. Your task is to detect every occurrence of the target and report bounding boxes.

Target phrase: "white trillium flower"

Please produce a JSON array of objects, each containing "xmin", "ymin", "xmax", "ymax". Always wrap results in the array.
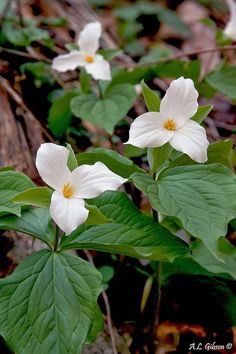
[
  {"xmin": 36, "ymin": 143, "xmax": 126, "ymax": 235},
  {"xmin": 224, "ymin": 0, "xmax": 236, "ymax": 40},
  {"xmin": 126, "ymin": 77, "xmax": 209, "ymax": 163},
  {"xmin": 52, "ymin": 22, "xmax": 111, "ymax": 80}
]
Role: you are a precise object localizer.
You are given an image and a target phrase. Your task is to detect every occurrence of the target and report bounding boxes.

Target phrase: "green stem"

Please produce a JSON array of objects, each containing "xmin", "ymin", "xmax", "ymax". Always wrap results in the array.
[
  {"xmin": 148, "ymin": 172, "xmax": 162, "ymax": 353},
  {"xmin": 97, "ymin": 81, "xmax": 103, "ymax": 99},
  {"xmin": 54, "ymin": 225, "xmax": 60, "ymax": 251}
]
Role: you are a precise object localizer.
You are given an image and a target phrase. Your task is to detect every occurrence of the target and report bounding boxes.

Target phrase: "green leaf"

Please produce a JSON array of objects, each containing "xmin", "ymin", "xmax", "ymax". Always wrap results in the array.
[
  {"xmin": 141, "ymin": 80, "xmax": 160, "ymax": 111},
  {"xmin": 12, "ymin": 187, "xmax": 52, "ymax": 209},
  {"xmin": 153, "ymin": 60, "xmax": 201, "ymax": 82},
  {"xmin": 85, "ymin": 204, "xmax": 110, "ymax": 225},
  {"xmin": 110, "ymin": 67, "xmax": 152, "ymax": 87},
  {"xmin": 66, "ymin": 143, "xmax": 78, "ymax": 171},
  {"xmin": 61, "ymin": 191, "xmax": 189, "ymax": 262},
  {"xmin": 123, "ymin": 144, "xmax": 145, "ymax": 158},
  {"xmin": 145, "ymin": 164, "xmax": 236, "ymax": 260},
  {"xmin": 20, "ymin": 62, "xmax": 55, "ymax": 87},
  {"xmin": 170, "ymin": 140, "xmax": 235, "ymax": 169},
  {"xmin": 206, "ymin": 67, "xmax": 236, "ymax": 100},
  {"xmin": 192, "ymin": 238, "xmax": 236, "ymax": 280},
  {"xmin": 191, "ymin": 104, "xmax": 213, "ymax": 123},
  {"xmin": 147, "ymin": 144, "xmax": 172, "ymax": 172},
  {"xmin": 0, "ymin": 171, "xmax": 35, "ymax": 216},
  {"xmin": 161, "ymin": 260, "xmax": 236, "ymax": 326},
  {"xmin": 161, "ymin": 254, "xmax": 212, "ymax": 283},
  {"xmin": 156, "ymin": 6, "xmax": 189, "ymax": 37},
  {"xmin": 0, "ymin": 250, "xmax": 103, "ymax": 354},
  {"xmin": 0, "ymin": 208, "xmax": 54, "ymax": 248},
  {"xmin": 98, "ymin": 265, "xmax": 115, "ymax": 283},
  {"xmin": 3, "ymin": 21, "xmax": 50, "ymax": 47},
  {"xmin": 76, "ymin": 148, "xmax": 143, "ymax": 178},
  {"xmin": 131, "ymin": 173, "xmax": 154, "ymax": 195},
  {"xmin": 139, "ymin": 47, "xmax": 172, "ymax": 65},
  {"xmin": 71, "ymin": 84, "xmax": 136, "ymax": 134},
  {"xmin": 48, "ymin": 91, "xmax": 78, "ymax": 137},
  {"xmin": 98, "ymin": 48, "xmax": 122, "ymax": 61},
  {"xmin": 80, "ymin": 68, "xmax": 90, "ymax": 94}
]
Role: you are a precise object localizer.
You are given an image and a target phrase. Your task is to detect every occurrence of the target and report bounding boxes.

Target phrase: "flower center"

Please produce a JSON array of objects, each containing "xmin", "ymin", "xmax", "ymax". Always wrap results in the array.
[
  {"xmin": 85, "ymin": 55, "xmax": 94, "ymax": 63},
  {"xmin": 63, "ymin": 183, "xmax": 74, "ymax": 199},
  {"xmin": 164, "ymin": 118, "xmax": 176, "ymax": 131}
]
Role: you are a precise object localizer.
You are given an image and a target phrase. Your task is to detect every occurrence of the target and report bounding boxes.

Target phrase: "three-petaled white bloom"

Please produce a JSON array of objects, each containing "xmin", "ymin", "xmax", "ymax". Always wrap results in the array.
[
  {"xmin": 52, "ymin": 22, "xmax": 111, "ymax": 80},
  {"xmin": 224, "ymin": 0, "xmax": 236, "ymax": 40},
  {"xmin": 36, "ymin": 143, "xmax": 125, "ymax": 235},
  {"xmin": 126, "ymin": 77, "xmax": 209, "ymax": 163}
]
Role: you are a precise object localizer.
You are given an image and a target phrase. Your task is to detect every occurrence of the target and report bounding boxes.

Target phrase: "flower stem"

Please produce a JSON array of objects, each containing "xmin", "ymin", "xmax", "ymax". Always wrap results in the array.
[
  {"xmin": 148, "ymin": 173, "xmax": 162, "ymax": 353},
  {"xmin": 54, "ymin": 225, "xmax": 60, "ymax": 251}
]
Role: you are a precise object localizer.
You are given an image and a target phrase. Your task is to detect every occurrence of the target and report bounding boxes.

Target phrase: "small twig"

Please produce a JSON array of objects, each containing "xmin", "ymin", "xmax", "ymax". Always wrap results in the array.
[
  {"xmin": 101, "ymin": 291, "xmax": 118, "ymax": 354},
  {"xmin": 0, "ymin": 46, "xmax": 51, "ymax": 63},
  {"xmin": 122, "ymin": 45, "xmax": 236, "ymax": 68},
  {"xmin": 83, "ymin": 250, "xmax": 118, "ymax": 354}
]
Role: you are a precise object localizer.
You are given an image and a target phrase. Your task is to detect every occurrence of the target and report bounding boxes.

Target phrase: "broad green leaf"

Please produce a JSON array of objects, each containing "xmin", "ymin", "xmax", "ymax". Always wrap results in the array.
[
  {"xmin": 157, "ymin": 6, "xmax": 189, "ymax": 37},
  {"xmin": 76, "ymin": 148, "xmax": 143, "ymax": 178},
  {"xmin": 61, "ymin": 191, "xmax": 189, "ymax": 262},
  {"xmin": 110, "ymin": 67, "xmax": 152, "ymax": 87},
  {"xmin": 162, "ymin": 262, "xmax": 236, "ymax": 326},
  {"xmin": 170, "ymin": 140, "xmax": 235, "ymax": 169},
  {"xmin": 141, "ymin": 80, "xmax": 160, "ymax": 111},
  {"xmin": 48, "ymin": 91, "xmax": 78, "ymax": 137},
  {"xmin": 147, "ymin": 144, "xmax": 172, "ymax": 172},
  {"xmin": 192, "ymin": 238, "xmax": 236, "ymax": 280},
  {"xmin": 0, "ymin": 250, "xmax": 103, "ymax": 354},
  {"xmin": 98, "ymin": 48, "xmax": 122, "ymax": 61},
  {"xmin": 12, "ymin": 187, "xmax": 52, "ymax": 208},
  {"xmin": 85, "ymin": 204, "xmax": 110, "ymax": 225},
  {"xmin": 139, "ymin": 47, "xmax": 171, "ymax": 65},
  {"xmin": 145, "ymin": 164, "xmax": 236, "ymax": 260},
  {"xmin": 85, "ymin": 306, "xmax": 104, "ymax": 344},
  {"xmin": 153, "ymin": 60, "xmax": 201, "ymax": 81},
  {"xmin": 161, "ymin": 255, "xmax": 211, "ymax": 284},
  {"xmin": 123, "ymin": 144, "xmax": 145, "ymax": 158},
  {"xmin": 0, "ymin": 171, "xmax": 35, "ymax": 216},
  {"xmin": 3, "ymin": 21, "xmax": 50, "ymax": 47},
  {"xmin": 115, "ymin": 2, "xmax": 189, "ymax": 36},
  {"xmin": 0, "ymin": 208, "xmax": 54, "ymax": 248},
  {"xmin": 131, "ymin": 173, "xmax": 154, "ymax": 195},
  {"xmin": 191, "ymin": 104, "xmax": 213, "ymax": 123},
  {"xmin": 71, "ymin": 84, "xmax": 136, "ymax": 134},
  {"xmin": 206, "ymin": 67, "xmax": 236, "ymax": 100}
]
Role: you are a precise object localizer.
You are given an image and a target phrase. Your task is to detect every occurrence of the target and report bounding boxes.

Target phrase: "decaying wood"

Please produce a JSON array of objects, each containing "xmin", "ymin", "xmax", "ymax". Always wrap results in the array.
[{"xmin": 0, "ymin": 76, "xmax": 47, "ymax": 180}]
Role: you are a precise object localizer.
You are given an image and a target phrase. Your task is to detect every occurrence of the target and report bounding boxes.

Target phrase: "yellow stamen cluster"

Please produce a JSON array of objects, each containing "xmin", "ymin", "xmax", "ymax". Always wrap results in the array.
[
  {"xmin": 164, "ymin": 118, "xmax": 176, "ymax": 131},
  {"xmin": 63, "ymin": 183, "xmax": 74, "ymax": 199},
  {"xmin": 85, "ymin": 55, "xmax": 94, "ymax": 63}
]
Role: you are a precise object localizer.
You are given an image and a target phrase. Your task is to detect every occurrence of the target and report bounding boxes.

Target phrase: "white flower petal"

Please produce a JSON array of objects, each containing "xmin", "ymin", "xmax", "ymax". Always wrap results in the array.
[
  {"xmin": 36, "ymin": 143, "xmax": 71, "ymax": 191},
  {"xmin": 77, "ymin": 22, "xmax": 102, "ymax": 54},
  {"xmin": 85, "ymin": 55, "xmax": 111, "ymax": 80},
  {"xmin": 224, "ymin": 0, "xmax": 236, "ymax": 40},
  {"xmin": 50, "ymin": 191, "xmax": 89, "ymax": 235},
  {"xmin": 70, "ymin": 162, "xmax": 126, "ymax": 199},
  {"xmin": 126, "ymin": 112, "xmax": 174, "ymax": 148},
  {"xmin": 160, "ymin": 77, "xmax": 199, "ymax": 126},
  {"xmin": 169, "ymin": 120, "xmax": 209, "ymax": 163},
  {"xmin": 52, "ymin": 51, "xmax": 86, "ymax": 72}
]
